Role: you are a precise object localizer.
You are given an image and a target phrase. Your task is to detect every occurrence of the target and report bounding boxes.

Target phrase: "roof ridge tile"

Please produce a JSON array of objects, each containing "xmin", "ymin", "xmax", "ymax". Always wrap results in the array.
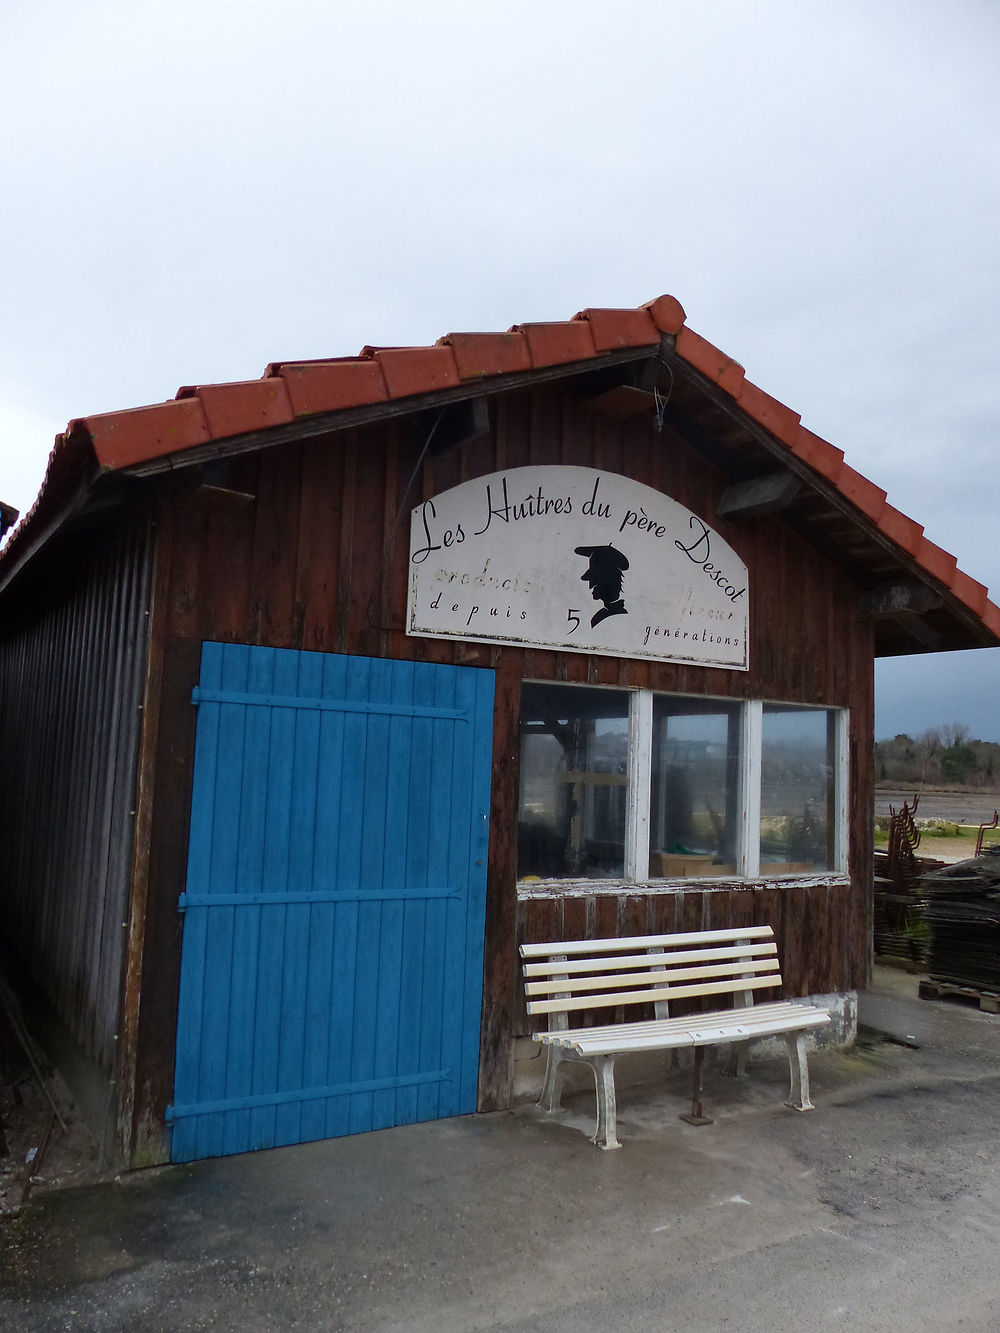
[
  {"xmin": 280, "ymin": 359, "xmax": 388, "ymax": 417},
  {"xmin": 177, "ymin": 379, "xmax": 294, "ymax": 438},
  {"xmin": 917, "ymin": 536, "xmax": 959, "ymax": 586},
  {"xmin": 949, "ymin": 568, "xmax": 990, "ymax": 618},
  {"xmin": 511, "ymin": 319, "xmax": 598, "ymax": 368},
  {"xmin": 642, "ymin": 294, "xmax": 687, "ymax": 334},
  {"xmin": 369, "ymin": 345, "xmax": 461, "ymax": 399},
  {"xmin": 877, "ymin": 503, "xmax": 924, "ymax": 556},
  {"xmin": 791, "ymin": 427, "xmax": 845, "ymax": 483},
  {"xmin": 836, "ymin": 463, "xmax": 887, "ymax": 523},
  {"xmin": 82, "ymin": 397, "xmax": 212, "ymax": 471},
  {"xmin": 572, "ymin": 307, "xmax": 659, "ymax": 351},
  {"xmin": 735, "ymin": 379, "xmax": 802, "ymax": 448},
  {"xmin": 437, "ymin": 331, "xmax": 532, "ymax": 379},
  {"xmin": 674, "ymin": 326, "xmax": 745, "ymax": 395}
]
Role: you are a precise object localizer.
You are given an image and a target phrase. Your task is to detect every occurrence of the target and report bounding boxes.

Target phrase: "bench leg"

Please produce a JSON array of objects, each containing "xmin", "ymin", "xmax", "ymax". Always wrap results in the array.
[
  {"xmin": 589, "ymin": 1055, "xmax": 621, "ymax": 1150},
  {"xmin": 680, "ymin": 1045, "xmax": 713, "ymax": 1125},
  {"xmin": 720, "ymin": 1041, "xmax": 747, "ymax": 1079},
  {"xmin": 784, "ymin": 1031, "xmax": 815, "ymax": 1111},
  {"xmin": 538, "ymin": 1046, "xmax": 567, "ymax": 1114}
]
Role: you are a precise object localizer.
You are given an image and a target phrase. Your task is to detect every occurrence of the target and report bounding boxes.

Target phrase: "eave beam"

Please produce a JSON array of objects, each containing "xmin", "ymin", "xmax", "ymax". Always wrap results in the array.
[
  {"xmin": 860, "ymin": 582, "xmax": 943, "ymax": 618},
  {"xmin": 716, "ymin": 471, "xmax": 802, "ymax": 519}
]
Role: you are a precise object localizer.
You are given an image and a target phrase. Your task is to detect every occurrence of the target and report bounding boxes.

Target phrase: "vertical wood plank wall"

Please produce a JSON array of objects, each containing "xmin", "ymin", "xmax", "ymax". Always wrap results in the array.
[{"xmin": 132, "ymin": 385, "xmax": 874, "ymax": 1159}]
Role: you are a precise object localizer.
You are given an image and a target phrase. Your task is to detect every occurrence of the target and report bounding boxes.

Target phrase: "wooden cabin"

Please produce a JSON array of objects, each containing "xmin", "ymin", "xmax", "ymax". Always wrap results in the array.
[{"xmin": 1, "ymin": 295, "xmax": 997, "ymax": 1166}]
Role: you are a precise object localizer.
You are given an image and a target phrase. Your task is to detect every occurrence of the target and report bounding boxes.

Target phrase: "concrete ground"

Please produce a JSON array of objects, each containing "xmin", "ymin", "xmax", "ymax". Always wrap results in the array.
[{"xmin": 2, "ymin": 968, "xmax": 1000, "ymax": 1332}]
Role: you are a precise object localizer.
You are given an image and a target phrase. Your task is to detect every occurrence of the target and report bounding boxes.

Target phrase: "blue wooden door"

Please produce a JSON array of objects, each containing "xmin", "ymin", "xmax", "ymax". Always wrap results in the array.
[{"xmin": 168, "ymin": 644, "xmax": 494, "ymax": 1162}]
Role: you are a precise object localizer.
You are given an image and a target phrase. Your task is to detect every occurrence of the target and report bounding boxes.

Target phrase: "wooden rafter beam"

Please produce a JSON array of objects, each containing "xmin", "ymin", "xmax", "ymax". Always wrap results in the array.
[{"xmin": 889, "ymin": 611, "xmax": 942, "ymax": 652}]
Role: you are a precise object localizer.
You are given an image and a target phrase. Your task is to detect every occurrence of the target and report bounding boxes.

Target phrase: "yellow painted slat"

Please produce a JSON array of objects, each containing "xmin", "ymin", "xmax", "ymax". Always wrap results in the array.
[
  {"xmin": 525, "ymin": 957, "xmax": 781, "ymax": 997},
  {"xmin": 526, "ymin": 973, "xmax": 778, "ymax": 1016},
  {"xmin": 520, "ymin": 926, "xmax": 773, "ymax": 958},
  {"xmin": 523, "ymin": 942, "xmax": 777, "ymax": 978}
]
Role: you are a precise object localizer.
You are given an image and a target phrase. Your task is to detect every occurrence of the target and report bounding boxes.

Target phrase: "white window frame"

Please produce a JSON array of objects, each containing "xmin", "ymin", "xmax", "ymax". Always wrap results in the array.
[
  {"xmin": 834, "ymin": 706, "xmax": 850, "ymax": 872},
  {"xmin": 740, "ymin": 699, "xmax": 763, "ymax": 879},
  {"xmin": 520, "ymin": 681, "xmax": 849, "ymax": 884},
  {"xmin": 623, "ymin": 690, "xmax": 653, "ymax": 880}
]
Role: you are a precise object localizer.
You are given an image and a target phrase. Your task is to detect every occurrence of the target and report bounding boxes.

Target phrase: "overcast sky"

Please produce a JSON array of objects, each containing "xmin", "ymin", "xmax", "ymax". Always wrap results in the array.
[{"xmin": 3, "ymin": 0, "xmax": 998, "ymax": 740}]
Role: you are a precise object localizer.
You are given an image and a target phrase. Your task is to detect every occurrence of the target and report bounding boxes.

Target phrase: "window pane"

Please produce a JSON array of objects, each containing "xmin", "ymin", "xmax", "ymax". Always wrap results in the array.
[
  {"xmin": 648, "ymin": 698, "xmax": 741, "ymax": 878},
  {"xmin": 518, "ymin": 684, "xmax": 629, "ymax": 879},
  {"xmin": 760, "ymin": 707, "xmax": 836, "ymax": 872}
]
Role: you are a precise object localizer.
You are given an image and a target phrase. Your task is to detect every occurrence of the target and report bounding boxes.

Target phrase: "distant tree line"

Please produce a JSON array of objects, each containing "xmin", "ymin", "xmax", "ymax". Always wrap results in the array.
[{"xmin": 876, "ymin": 723, "xmax": 1000, "ymax": 788}]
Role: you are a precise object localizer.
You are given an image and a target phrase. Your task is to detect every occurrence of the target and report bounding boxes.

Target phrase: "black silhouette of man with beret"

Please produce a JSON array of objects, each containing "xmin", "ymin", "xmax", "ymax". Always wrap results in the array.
[{"xmin": 575, "ymin": 544, "xmax": 629, "ymax": 628}]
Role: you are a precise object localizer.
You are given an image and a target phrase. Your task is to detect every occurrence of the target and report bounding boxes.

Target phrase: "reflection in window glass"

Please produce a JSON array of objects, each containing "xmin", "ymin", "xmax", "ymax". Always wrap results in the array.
[
  {"xmin": 649, "ymin": 699, "xmax": 741, "ymax": 878},
  {"xmin": 760, "ymin": 707, "xmax": 835, "ymax": 872},
  {"xmin": 518, "ymin": 684, "xmax": 629, "ymax": 879}
]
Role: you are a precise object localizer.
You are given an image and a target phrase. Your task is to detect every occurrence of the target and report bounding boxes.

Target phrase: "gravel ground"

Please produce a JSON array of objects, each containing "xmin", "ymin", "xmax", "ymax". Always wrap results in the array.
[{"xmin": 0, "ymin": 1013, "xmax": 106, "ymax": 1217}]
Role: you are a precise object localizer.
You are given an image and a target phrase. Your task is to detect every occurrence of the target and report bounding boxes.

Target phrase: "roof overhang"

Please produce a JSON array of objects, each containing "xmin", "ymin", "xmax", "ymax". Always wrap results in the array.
[{"xmin": 2, "ymin": 296, "xmax": 997, "ymax": 655}]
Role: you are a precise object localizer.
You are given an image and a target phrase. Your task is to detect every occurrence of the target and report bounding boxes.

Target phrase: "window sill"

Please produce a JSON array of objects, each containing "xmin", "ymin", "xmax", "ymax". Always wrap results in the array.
[{"xmin": 516, "ymin": 873, "xmax": 852, "ymax": 898}]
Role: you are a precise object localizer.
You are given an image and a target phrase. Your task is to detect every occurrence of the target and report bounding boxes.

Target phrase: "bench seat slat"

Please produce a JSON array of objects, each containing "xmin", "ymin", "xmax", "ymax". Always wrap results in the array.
[
  {"xmin": 522, "ymin": 942, "xmax": 778, "ymax": 977},
  {"xmin": 520, "ymin": 926, "xmax": 774, "ymax": 959},
  {"xmin": 526, "ymin": 973, "xmax": 777, "ymax": 1016},
  {"xmin": 537, "ymin": 999, "xmax": 818, "ymax": 1038},
  {"xmin": 537, "ymin": 1003, "xmax": 820, "ymax": 1044},
  {"xmin": 543, "ymin": 1005, "xmax": 830, "ymax": 1056},
  {"xmin": 524, "ymin": 957, "xmax": 781, "ymax": 997}
]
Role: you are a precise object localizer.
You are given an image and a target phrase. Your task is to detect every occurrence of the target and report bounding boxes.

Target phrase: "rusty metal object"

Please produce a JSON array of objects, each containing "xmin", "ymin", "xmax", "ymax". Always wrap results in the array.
[
  {"xmin": 0, "ymin": 979, "xmax": 68, "ymax": 1135},
  {"xmin": 19, "ymin": 1108, "xmax": 57, "ymax": 1207},
  {"xmin": 975, "ymin": 811, "xmax": 998, "ymax": 856},
  {"xmin": 887, "ymin": 794, "xmax": 921, "ymax": 885},
  {"xmin": 874, "ymin": 796, "xmax": 932, "ymax": 966}
]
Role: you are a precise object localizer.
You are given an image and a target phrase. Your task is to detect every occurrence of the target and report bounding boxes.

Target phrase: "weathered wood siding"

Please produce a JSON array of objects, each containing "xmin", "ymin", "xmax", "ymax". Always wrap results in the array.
[
  {"xmin": 512, "ymin": 881, "xmax": 858, "ymax": 1037},
  {"xmin": 131, "ymin": 384, "xmax": 873, "ymax": 1158},
  {"xmin": 0, "ymin": 518, "xmax": 153, "ymax": 1083}
]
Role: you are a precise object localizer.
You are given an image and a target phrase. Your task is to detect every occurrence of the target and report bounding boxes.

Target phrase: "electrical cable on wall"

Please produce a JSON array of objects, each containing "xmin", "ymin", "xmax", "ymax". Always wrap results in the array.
[
  {"xmin": 653, "ymin": 366, "xmax": 674, "ymax": 433},
  {"xmin": 367, "ymin": 406, "xmax": 447, "ymax": 630}
]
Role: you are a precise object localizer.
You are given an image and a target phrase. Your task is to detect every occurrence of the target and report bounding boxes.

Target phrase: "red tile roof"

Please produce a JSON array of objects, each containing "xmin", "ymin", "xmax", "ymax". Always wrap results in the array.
[{"xmin": 5, "ymin": 295, "xmax": 999, "ymax": 642}]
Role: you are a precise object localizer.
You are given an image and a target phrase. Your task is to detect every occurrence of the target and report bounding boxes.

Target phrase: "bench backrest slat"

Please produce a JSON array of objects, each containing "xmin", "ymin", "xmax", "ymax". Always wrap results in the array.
[
  {"xmin": 525, "ymin": 957, "xmax": 780, "ymax": 999},
  {"xmin": 520, "ymin": 926, "xmax": 773, "ymax": 959},
  {"xmin": 526, "ymin": 973, "xmax": 778, "ymax": 1016},
  {"xmin": 520, "ymin": 926, "xmax": 782, "ymax": 1024},
  {"xmin": 522, "ymin": 942, "xmax": 777, "ymax": 978}
]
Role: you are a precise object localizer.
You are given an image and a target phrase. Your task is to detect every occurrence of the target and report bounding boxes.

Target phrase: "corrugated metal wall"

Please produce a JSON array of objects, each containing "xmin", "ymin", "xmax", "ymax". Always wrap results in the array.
[{"xmin": 0, "ymin": 518, "xmax": 153, "ymax": 1078}]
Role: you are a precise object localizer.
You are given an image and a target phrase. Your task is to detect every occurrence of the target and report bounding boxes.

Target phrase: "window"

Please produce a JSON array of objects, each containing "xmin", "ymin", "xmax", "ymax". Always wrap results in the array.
[
  {"xmin": 519, "ymin": 684, "xmax": 629, "ymax": 880},
  {"xmin": 517, "ymin": 684, "xmax": 847, "ymax": 882},
  {"xmin": 649, "ymin": 697, "xmax": 741, "ymax": 879},
  {"xmin": 760, "ymin": 705, "xmax": 838, "ymax": 873}
]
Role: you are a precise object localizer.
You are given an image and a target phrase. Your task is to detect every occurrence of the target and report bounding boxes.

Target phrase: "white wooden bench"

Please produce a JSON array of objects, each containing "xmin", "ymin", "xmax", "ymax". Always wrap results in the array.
[{"xmin": 520, "ymin": 926, "xmax": 830, "ymax": 1149}]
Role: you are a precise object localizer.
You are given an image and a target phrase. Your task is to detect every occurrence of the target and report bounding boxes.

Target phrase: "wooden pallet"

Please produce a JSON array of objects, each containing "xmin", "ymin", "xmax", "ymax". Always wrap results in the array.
[{"xmin": 919, "ymin": 978, "xmax": 1000, "ymax": 1013}]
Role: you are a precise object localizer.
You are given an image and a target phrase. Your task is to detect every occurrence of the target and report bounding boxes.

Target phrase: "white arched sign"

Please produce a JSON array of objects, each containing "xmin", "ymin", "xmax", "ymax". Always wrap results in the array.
[{"xmin": 407, "ymin": 466, "xmax": 748, "ymax": 670}]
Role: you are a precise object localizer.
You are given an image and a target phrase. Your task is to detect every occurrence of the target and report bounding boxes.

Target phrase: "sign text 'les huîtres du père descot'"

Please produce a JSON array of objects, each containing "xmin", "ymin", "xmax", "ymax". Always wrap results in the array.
[{"xmin": 406, "ymin": 467, "xmax": 748, "ymax": 669}]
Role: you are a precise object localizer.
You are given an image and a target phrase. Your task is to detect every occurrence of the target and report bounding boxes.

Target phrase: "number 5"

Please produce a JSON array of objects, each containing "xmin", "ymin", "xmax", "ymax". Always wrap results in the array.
[{"xmin": 566, "ymin": 608, "xmax": 581, "ymax": 634}]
